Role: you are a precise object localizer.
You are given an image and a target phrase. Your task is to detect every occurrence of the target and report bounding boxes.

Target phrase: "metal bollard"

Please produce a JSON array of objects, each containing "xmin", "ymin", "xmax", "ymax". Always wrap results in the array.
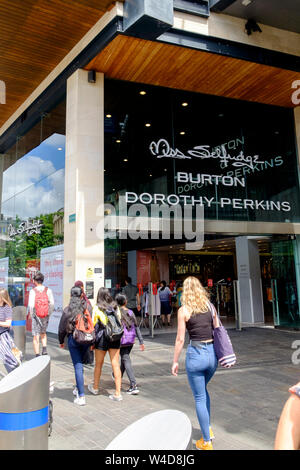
[
  {"xmin": 12, "ymin": 306, "xmax": 27, "ymax": 358},
  {"xmin": 0, "ymin": 355, "xmax": 50, "ymax": 450}
]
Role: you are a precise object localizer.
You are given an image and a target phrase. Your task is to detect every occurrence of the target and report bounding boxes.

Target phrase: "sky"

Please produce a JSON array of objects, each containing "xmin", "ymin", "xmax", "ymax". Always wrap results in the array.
[{"xmin": 2, "ymin": 133, "xmax": 65, "ymax": 219}]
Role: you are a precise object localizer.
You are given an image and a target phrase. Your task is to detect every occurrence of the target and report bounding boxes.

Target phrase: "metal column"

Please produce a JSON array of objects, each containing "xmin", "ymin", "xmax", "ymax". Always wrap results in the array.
[
  {"xmin": 12, "ymin": 306, "xmax": 27, "ymax": 358},
  {"xmin": 0, "ymin": 355, "xmax": 50, "ymax": 449},
  {"xmin": 233, "ymin": 280, "xmax": 242, "ymax": 331},
  {"xmin": 148, "ymin": 282, "xmax": 154, "ymax": 338}
]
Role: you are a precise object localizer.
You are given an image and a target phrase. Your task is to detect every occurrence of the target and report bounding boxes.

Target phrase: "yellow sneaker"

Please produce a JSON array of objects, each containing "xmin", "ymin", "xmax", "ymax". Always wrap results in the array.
[
  {"xmin": 210, "ymin": 426, "xmax": 215, "ymax": 440},
  {"xmin": 196, "ymin": 439, "xmax": 213, "ymax": 450}
]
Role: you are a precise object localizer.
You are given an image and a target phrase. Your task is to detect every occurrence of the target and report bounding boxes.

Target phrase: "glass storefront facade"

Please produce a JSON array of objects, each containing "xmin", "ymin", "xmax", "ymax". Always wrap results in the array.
[
  {"xmin": 104, "ymin": 79, "xmax": 300, "ymax": 223},
  {"xmin": 0, "ymin": 98, "xmax": 65, "ymax": 320},
  {"xmin": 104, "ymin": 79, "xmax": 300, "ymax": 328}
]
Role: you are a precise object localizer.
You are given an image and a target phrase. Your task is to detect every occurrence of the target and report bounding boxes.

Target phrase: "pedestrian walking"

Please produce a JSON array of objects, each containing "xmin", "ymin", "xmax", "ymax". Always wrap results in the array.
[
  {"xmin": 0, "ymin": 288, "xmax": 21, "ymax": 373},
  {"xmin": 28, "ymin": 271, "xmax": 54, "ymax": 357},
  {"xmin": 115, "ymin": 293, "xmax": 145, "ymax": 395},
  {"xmin": 158, "ymin": 281, "xmax": 172, "ymax": 326},
  {"xmin": 122, "ymin": 277, "xmax": 141, "ymax": 318},
  {"xmin": 172, "ymin": 276, "xmax": 218, "ymax": 451},
  {"xmin": 274, "ymin": 382, "xmax": 300, "ymax": 450},
  {"xmin": 88, "ymin": 287, "xmax": 123, "ymax": 401},
  {"xmin": 74, "ymin": 280, "xmax": 94, "ymax": 365},
  {"xmin": 58, "ymin": 286, "xmax": 91, "ymax": 406}
]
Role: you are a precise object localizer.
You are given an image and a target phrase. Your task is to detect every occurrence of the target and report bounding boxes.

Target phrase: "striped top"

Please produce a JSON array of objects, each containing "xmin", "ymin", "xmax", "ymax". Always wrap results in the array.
[{"xmin": 0, "ymin": 304, "xmax": 12, "ymax": 333}]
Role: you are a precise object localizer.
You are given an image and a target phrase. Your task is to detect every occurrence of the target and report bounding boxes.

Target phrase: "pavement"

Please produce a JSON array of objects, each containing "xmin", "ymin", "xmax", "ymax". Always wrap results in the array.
[{"xmin": 1, "ymin": 324, "xmax": 300, "ymax": 450}]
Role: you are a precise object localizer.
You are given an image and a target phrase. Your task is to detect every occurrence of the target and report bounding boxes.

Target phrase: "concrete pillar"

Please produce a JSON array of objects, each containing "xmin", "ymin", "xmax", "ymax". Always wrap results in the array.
[
  {"xmin": 63, "ymin": 69, "xmax": 105, "ymax": 307},
  {"xmin": 235, "ymin": 236, "xmax": 264, "ymax": 324}
]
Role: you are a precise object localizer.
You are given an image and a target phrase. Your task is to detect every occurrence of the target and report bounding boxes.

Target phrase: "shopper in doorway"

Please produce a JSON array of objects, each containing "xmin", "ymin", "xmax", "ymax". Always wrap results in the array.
[
  {"xmin": 88, "ymin": 287, "xmax": 123, "ymax": 401},
  {"xmin": 158, "ymin": 280, "xmax": 172, "ymax": 326},
  {"xmin": 74, "ymin": 280, "xmax": 94, "ymax": 365},
  {"xmin": 28, "ymin": 271, "xmax": 54, "ymax": 357},
  {"xmin": 172, "ymin": 276, "xmax": 218, "ymax": 451},
  {"xmin": 115, "ymin": 293, "xmax": 145, "ymax": 395},
  {"xmin": 122, "ymin": 277, "xmax": 141, "ymax": 318},
  {"xmin": 58, "ymin": 286, "xmax": 90, "ymax": 406},
  {"xmin": 0, "ymin": 288, "xmax": 21, "ymax": 373}
]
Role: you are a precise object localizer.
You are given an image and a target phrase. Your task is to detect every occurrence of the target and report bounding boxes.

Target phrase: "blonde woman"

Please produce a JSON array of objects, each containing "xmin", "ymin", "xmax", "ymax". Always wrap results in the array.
[
  {"xmin": 0, "ymin": 288, "xmax": 20, "ymax": 373},
  {"xmin": 172, "ymin": 276, "xmax": 218, "ymax": 451}
]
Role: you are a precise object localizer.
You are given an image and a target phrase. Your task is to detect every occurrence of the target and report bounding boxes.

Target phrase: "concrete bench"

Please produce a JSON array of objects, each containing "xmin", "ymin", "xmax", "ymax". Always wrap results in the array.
[{"xmin": 106, "ymin": 409, "xmax": 192, "ymax": 450}]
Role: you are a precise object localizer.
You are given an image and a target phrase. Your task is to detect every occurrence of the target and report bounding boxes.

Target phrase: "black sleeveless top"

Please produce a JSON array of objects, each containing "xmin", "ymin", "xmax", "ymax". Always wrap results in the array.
[{"xmin": 186, "ymin": 304, "xmax": 213, "ymax": 342}]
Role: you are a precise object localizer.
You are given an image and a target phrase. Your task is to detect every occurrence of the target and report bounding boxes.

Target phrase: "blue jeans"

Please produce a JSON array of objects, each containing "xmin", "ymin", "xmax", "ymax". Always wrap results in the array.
[
  {"xmin": 68, "ymin": 335, "xmax": 90, "ymax": 397},
  {"xmin": 185, "ymin": 343, "xmax": 218, "ymax": 442}
]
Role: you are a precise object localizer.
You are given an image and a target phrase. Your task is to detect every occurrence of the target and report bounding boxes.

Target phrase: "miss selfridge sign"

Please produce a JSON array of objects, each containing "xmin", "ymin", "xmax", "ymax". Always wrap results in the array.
[
  {"xmin": 8, "ymin": 219, "xmax": 44, "ymax": 240},
  {"xmin": 149, "ymin": 139, "xmax": 266, "ymax": 170}
]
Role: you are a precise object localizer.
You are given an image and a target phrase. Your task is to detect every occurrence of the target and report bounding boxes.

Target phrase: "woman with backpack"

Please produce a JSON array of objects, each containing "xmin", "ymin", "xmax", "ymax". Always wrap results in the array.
[
  {"xmin": 88, "ymin": 287, "xmax": 123, "ymax": 402},
  {"xmin": 58, "ymin": 286, "xmax": 93, "ymax": 406},
  {"xmin": 115, "ymin": 293, "xmax": 145, "ymax": 395}
]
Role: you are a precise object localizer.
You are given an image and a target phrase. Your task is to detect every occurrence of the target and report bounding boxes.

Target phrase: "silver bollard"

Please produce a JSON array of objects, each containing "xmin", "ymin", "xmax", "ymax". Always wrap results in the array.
[
  {"xmin": 12, "ymin": 306, "xmax": 27, "ymax": 358},
  {"xmin": 0, "ymin": 355, "xmax": 50, "ymax": 450}
]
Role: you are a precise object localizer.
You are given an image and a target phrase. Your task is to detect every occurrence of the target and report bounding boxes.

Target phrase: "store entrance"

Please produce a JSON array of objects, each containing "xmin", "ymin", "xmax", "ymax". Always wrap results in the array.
[{"xmin": 105, "ymin": 234, "xmax": 300, "ymax": 329}]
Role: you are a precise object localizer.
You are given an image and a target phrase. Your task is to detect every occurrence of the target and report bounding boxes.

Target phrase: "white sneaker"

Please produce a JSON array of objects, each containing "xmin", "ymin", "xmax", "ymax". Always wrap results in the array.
[
  {"xmin": 74, "ymin": 396, "xmax": 86, "ymax": 406},
  {"xmin": 109, "ymin": 394, "xmax": 123, "ymax": 402},
  {"xmin": 88, "ymin": 383, "xmax": 99, "ymax": 395},
  {"xmin": 73, "ymin": 387, "xmax": 78, "ymax": 397}
]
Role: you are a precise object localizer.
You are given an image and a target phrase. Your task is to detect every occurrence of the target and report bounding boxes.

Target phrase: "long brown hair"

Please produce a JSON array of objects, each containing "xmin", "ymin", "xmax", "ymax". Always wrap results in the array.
[
  {"xmin": 0, "ymin": 288, "xmax": 12, "ymax": 307},
  {"xmin": 181, "ymin": 276, "xmax": 210, "ymax": 314}
]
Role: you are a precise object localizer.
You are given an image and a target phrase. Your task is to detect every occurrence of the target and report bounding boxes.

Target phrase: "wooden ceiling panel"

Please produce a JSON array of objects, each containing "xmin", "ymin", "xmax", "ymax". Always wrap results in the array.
[
  {"xmin": 0, "ymin": 0, "xmax": 119, "ymax": 128},
  {"xmin": 85, "ymin": 35, "xmax": 300, "ymax": 108}
]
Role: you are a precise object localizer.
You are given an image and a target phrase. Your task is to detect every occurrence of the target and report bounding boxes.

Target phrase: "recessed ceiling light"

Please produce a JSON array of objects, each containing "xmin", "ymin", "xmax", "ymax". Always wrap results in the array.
[
  {"xmin": 164, "ymin": 168, "xmax": 167, "ymax": 171},
  {"xmin": 140, "ymin": 91, "xmax": 146, "ymax": 95},
  {"xmin": 182, "ymin": 102, "xmax": 188, "ymax": 107},
  {"xmin": 106, "ymin": 114, "xmax": 112, "ymax": 118},
  {"xmin": 116, "ymin": 139, "xmax": 121, "ymax": 143},
  {"xmin": 123, "ymin": 158, "xmax": 128, "ymax": 162},
  {"xmin": 149, "ymin": 174, "xmax": 152, "ymax": 177},
  {"xmin": 180, "ymin": 131, "xmax": 185, "ymax": 135},
  {"xmin": 145, "ymin": 123, "xmax": 151, "ymax": 127}
]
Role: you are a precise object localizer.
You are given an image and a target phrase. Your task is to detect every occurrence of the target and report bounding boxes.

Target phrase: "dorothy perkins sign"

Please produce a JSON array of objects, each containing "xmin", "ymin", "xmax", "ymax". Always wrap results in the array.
[{"xmin": 8, "ymin": 219, "xmax": 44, "ymax": 240}]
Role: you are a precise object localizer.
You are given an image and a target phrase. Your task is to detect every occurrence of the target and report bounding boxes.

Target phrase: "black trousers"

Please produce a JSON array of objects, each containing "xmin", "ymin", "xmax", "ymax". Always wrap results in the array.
[{"xmin": 120, "ymin": 345, "xmax": 136, "ymax": 386}]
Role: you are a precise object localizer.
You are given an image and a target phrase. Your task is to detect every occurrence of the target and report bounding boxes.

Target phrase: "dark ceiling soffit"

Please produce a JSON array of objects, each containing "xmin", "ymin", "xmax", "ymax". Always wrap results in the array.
[
  {"xmin": 210, "ymin": 0, "xmax": 237, "ymax": 12},
  {"xmin": 174, "ymin": 0, "xmax": 210, "ymax": 18},
  {"xmin": 158, "ymin": 27, "xmax": 300, "ymax": 73},
  {"xmin": 0, "ymin": 15, "xmax": 122, "ymax": 154}
]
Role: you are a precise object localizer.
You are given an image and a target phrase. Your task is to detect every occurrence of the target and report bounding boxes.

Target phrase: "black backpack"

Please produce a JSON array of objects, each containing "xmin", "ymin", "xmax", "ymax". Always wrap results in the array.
[{"xmin": 104, "ymin": 309, "xmax": 124, "ymax": 342}]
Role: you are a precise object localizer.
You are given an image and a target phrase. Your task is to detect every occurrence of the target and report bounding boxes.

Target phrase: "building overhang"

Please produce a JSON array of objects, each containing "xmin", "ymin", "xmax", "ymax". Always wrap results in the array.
[
  {"xmin": 1, "ymin": 0, "xmax": 300, "ymax": 153},
  {"xmin": 84, "ymin": 32, "xmax": 300, "ymax": 108}
]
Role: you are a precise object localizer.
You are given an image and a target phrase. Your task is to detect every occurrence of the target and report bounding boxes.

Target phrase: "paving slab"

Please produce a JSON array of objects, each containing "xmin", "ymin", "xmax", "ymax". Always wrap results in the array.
[{"xmin": 1, "ymin": 326, "xmax": 299, "ymax": 450}]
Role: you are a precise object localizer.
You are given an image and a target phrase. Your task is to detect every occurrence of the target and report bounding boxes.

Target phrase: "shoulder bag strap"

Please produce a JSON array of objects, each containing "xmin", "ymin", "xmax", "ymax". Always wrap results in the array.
[{"xmin": 208, "ymin": 301, "xmax": 221, "ymax": 329}]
